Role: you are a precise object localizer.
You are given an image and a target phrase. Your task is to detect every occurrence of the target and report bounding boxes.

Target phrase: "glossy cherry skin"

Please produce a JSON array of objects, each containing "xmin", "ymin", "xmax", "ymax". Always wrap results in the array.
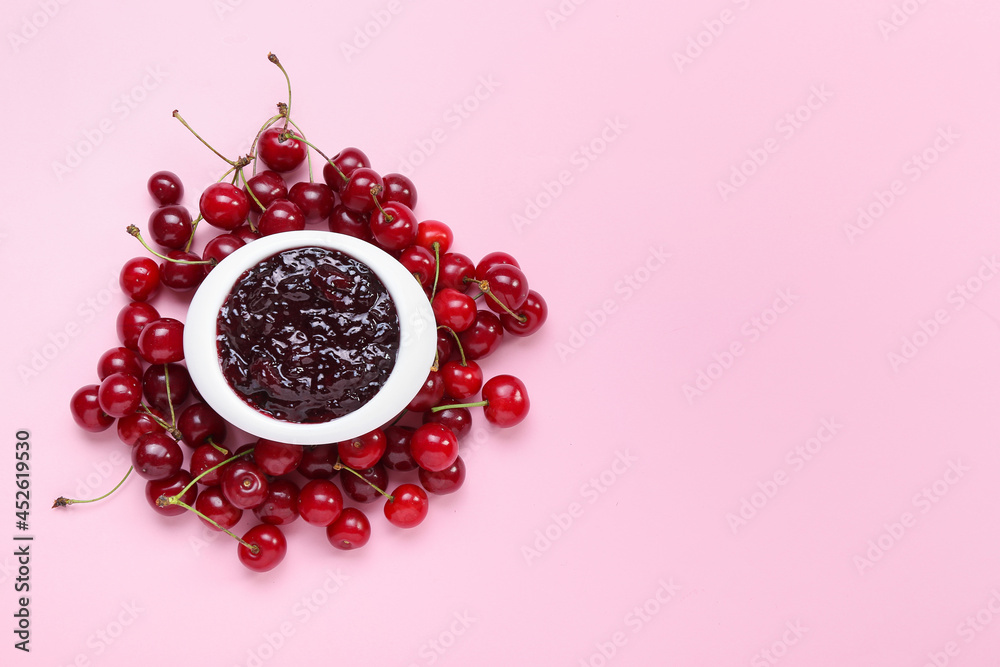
[
  {"xmin": 407, "ymin": 369, "xmax": 445, "ymax": 412},
  {"xmin": 328, "ymin": 204, "xmax": 373, "ymax": 240},
  {"xmin": 409, "ymin": 423, "xmax": 459, "ymax": 472},
  {"xmin": 482, "ymin": 375, "xmax": 530, "ymax": 427},
  {"xmin": 340, "ymin": 464, "xmax": 389, "ymax": 504},
  {"xmin": 238, "ymin": 524, "xmax": 287, "ymax": 572},
  {"xmin": 399, "ymin": 245, "xmax": 436, "ymax": 287},
  {"xmin": 423, "ymin": 404, "xmax": 473, "ymax": 439},
  {"xmin": 200, "ymin": 183, "xmax": 250, "ymax": 230},
  {"xmin": 258, "ymin": 127, "xmax": 307, "ymax": 172},
  {"xmin": 438, "ymin": 253, "xmax": 476, "ymax": 292},
  {"xmin": 194, "ymin": 486, "xmax": 242, "ymax": 530},
  {"xmin": 203, "ymin": 233, "xmax": 245, "ymax": 267},
  {"xmin": 322, "ymin": 147, "xmax": 370, "ymax": 193},
  {"xmin": 380, "ymin": 426, "xmax": 417, "ymax": 472},
  {"xmin": 243, "ymin": 170, "xmax": 287, "ymax": 213},
  {"xmin": 70, "ymin": 385, "xmax": 114, "ymax": 432},
  {"xmin": 98, "ymin": 372, "xmax": 143, "ymax": 418},
  {"xmin": 483, "ymin": 263, "xmax": 529, "ymax": 314},
  {"xmin": 297, "ymin": 479, "xmax": 343, "ymax": 527},
  {"xmin": 131, "ymin": 432, "xmax": 184, "ymax": 480},
  {"xmin": 232, "ymin": 224, "xmax": 262, "ymax": 245},
  {"xmin": 254, "ymin": 439, "xmax": 303, "ymax": 476},
  {"xmin": 253, "ymin": 478, "xmax": 300, "ymax": 526},
  {"xmin": 415, "ymin": 220, "xmax": 453, "ymax": 255},
  {"xmin": 340, "ymin": 168, "xmax": 383, "ymax": 212},
  {"xmin": 370, "ymin": 201, "xmax": 417, "ymax": 251},
  {"xmin": 120, "ymin": 257, "xmax": 160, "ymax": 302},
  {"xmin": 383, "ymin": 173, "xmax": 417, "ymax": 209},
  {"xmin": 97, "ymin": 347, "xmax": 143, "ymax": 381},
  {"xmin": 326, "ymin": 507, "xmax": 371, "ymax": 550},
  {"xmin": 137, "ymin": 318, "xmax": 185, "ymax": 364},
  {"xmin": 457, "ymin": 311, "xmax": 504, "ymax": 360},
  {"xmin": 384, "ymin": 484, "xmax": 429, "ymax": 528},
  {"xmin": 116, "ymin": 302, "xmax": 159, "ymax": 351},
  {"xmin": 500, "ymin": 289, "xmax": 548, "ymax": 336},
  {"xmin": 475, "ymin": 251, "xmax": 520, "ymax": 280},
  {"xmin": 178, "ymin": 402, "xmax": 227, "ymax": 448},
  {"xmin": 190, "ymin": 443, "xmax": 232, "ymax": 486},
  {"xmin": 297, "ymin": 444, "xmax": 337, "ymax": 479},
  {"xmin": 142, "ymin": 363, "xmax": 190, "ymax": 413},
  {"xmin": 148, "ymin": 205, "xmax": 192, "ymax": 249},
  {"xmin": 145, "ymin": 470, "xmax": 196, "ymax": 517},
  {"xmin": 419, "ymin": 456, "xmax": 466, "ymax": 495},
  {"xmin": 440, "ymin": 360, "xmax": 483, "ymax": 400},
  {"xmin": 288, "ymin": 182, "xmax": 335, "ymax": 223},
  {"xmin": 160, "ymin": 251, "xmax": 208, "ymax": 291},
  {"xmin": 337, "ymin": 428, "xmax": 387, "ymax": 470},
  {"xmin": 432, "ymin": 288, "xmax": 477, "ymax": 332},
  {"xmin": 148, "ymin": 170, "xmax": 183, "ymax": 205},
  {"xmin": 220, "ymin": 460, "xmax": 269, "ymax": 510},
  {"xmin": 258, "ymin": 199, "xmax": 305, "ymax": 236},
  {"xmin": 436, "ymin": 330, "xmax": 455, "ymax": 365},
  {"xmin": 117, "ymin": 410, "xmax": 165, "ymax": 447}
]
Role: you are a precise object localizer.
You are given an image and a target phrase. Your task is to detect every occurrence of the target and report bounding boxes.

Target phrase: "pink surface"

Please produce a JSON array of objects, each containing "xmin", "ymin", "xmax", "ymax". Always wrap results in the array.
[{"xmin": 4, "ymin": 0, "xmax": 1000, "ymax": 665}]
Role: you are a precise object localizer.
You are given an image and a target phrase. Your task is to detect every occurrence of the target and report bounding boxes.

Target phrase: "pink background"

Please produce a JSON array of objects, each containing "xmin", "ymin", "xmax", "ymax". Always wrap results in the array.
[{"xmin": 4, "ymin": 0, "xmax": 1000, "ymax": 665}]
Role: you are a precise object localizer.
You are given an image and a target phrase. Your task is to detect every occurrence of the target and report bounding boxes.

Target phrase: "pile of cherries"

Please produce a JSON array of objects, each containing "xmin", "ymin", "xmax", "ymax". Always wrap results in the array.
[{"xmin": 62, "ymin": 54, "xmax": 547, "ymax": 573}]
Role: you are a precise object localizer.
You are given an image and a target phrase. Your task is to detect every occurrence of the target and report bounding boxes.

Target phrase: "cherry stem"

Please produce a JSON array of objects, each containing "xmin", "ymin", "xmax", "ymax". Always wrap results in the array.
[
  {"xmin": 282, "ymin": 132, "xmax": 347, "ymax": 182},
  {"xmin": 207, "ymin": 438, "xmax": 227, "ymax": 455},
  {"xmin": 430, "ymin": 400, "xmax": 487, "ymax": 412},
  {"xmin": 268, "ymin": 53, "xmax": 292, "ymax": 131},
  {"xmin": 333, "ymin": 460, "xmax": 392, "ymax": 499},
  {"xmin": 183, "ymin": 213, "xmax": 205, "ymax": 253},
  {"xmin": 162, "ymin": 364, "xmax": 177, "ymax": 426},
  {"xmin": 390, "ymin": 409, "xmax": 408, "ymax": 427},
  {"xmin": 171, "ymin": 448, "xmax": 251, "ymax": 501},
  {"xmin": 370, "ymin": 186, "xmax": 391, "ymax": 221},
  {"xmin": 166, "ymin": 498, "xmax": 258, "ymax": 554},
  {"xmin": 53, "ymin": 466, "xmax": 133, "ymax": 508},
  {"xmin": 126, "ymin": 226, "xmax": 215, "ymax": 266},
  {"xmin": 286, "ymin": 118, "xmax": 313, "ymax": 182},
  {"xmin": 249, "ymin": 113, "xmax": 284, "ymax": 176},
  {"xmin": 465, "ymin": 278, "xmax": 527, "ymax": 322},
  {"xmin": 173, "ymin": 111, "xmax": 235, "ymax": 166},
  {"xmin": 139, "ymin": 404, "xmax": 182, "ymax": 440},
  {"xmin": 437, "ymin": 325, "xmax": 467, "ymax": 366},
  {"xmin": 430, "ymin": 242, "xmax": 441, "ymax": 298}
]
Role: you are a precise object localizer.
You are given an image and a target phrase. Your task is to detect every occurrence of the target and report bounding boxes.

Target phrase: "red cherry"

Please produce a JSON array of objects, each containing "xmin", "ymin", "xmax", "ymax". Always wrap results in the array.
[
  {"xmin": 422, "ymin": 404, "xmax": 473, "ymax": 439},
  {"xmin": 383, "ymin": 173, "xmax": 417, "ymax": 209},
  {"xmin": 253, "ymin": 478, "xmax": 300, "ymax": 526},
  {"xmin": 407, "ymin": 369, "xmax": 444, "ymax": 411},
  {"xmin": 254, "ymin": 438, "xmax": 304, "ymax": 476},
  {"xmin": 145, "ymin": 470, "xmax": 196, "ymax": 517},
  {"xmin": 148, "ymin": 205, "xmax": 193, "ymax": 249},
  {"xmin": 258, "ymin": 127, "xmax": 307, "ymax": 172},
  {"xmin": 221, "ymin": 460, "xmax": 269, "ymax": 510},
  {"xmin": 475, "ymin": 251, "xmax": 519, "ymax": 280},
  {"xmin": 380, "ymin": 426, "xmax": 417, "ymax": 472},
  {"xmin": 297, "ymin": 444, "xmax": 338, "ymax": 479},
  {"xmin": 258, "ymin": 199, "xmax": 305, "ymax": 236},
  {"xmin": 178, "ymin": 402, "xmax": 227, "ymax": 448},
  {"xmin": 457, "ymin": 311, "xmax": 504, "ymax": 360},
  {"xmin": 98, "ymin": 372, "xmax": 143, "ymax": 418},
  {"xmin": 340, "ymin": 168, "xmax": 383, "ymax": 212},
  {"xmin": 384, "ymin": 484, "xmax": 428, "ymax": 528},
  {"xmin": 297, "ymin": 479, "xmax": 344, "ymax": 527},
  {"xmin": 238, "ymin": 524, "xmax": 287, "ymax": 572},
  {"xmin": 500, "ymin": 290, "xmax": 548, "ymax": 336},
  {"xmin": 326, "ymin": 507, "xmax": 371, "ymax": 550},
  {"xmin": 117, "ymin": 410, "xmax": 165, "ymax": 447},
  {"xmin": 327, "ymin": 204, "xmax": 373, "ymax": 240},
  {"xmin": 340, "ymin": 464, "xmax": 389, "ymax": 503},
  {"xmin": 409, "ymin": 423, "xmax": 459, "ymax": 472},
  {"xmin": 243, "ymin": 170, "xmax": 287, "ymax": 213},
  {"xmin": 142, "ymin": 363, "xmax": 191, "ymax": 414},
  {"xmin": 148, "ymin": 171, "xmax": 183, "ymax": 206},
  {"xmin": 131, "ymin": 432, "xmax": 183, "ymax": 480},
  {"xmin": 415, "ymin": 220, "xmax": 453, "ymax": 254},
  {"xmin": 190, "ymin": 443, "xmax": 232, "ymax": 486},
  {"xmin": 232, "ymin": 224, "xmax": 261, "ymax": 245},
  {"xmin": 288, "ymin": 181, "xmax": 335, "ymax": 222},
  {"xmin": 337, "ymin": 429, "xmax": 387, "ymax": 470},
  {"xmin": 440, "ymin": 360, "xmax": 483, "ymax": 400},
  {"xmin": 483, "ymin": 263, "xmax": 529, "ymax": 314},
  {"xmin": 203, "ymin": 233, "xmax": 245, "ymax": 266},
  {"xmin": 120, "ymin": 257, "xmax": 160, "ymax": 302},
  {"xmin": 200, "ymin": 183, "xmax": 249, "ymax": 230},
  {"xmin": 481, "ymin": 375, "xmax": 530, "ymax": 427},
  {"xmin": 160, "ymin": 251, "xmax": 208, "ymax": 291},
  {"xmin": 399, "ymin": 245, "xmax": 436, "ymax": 287},
  {"xmin": 432, "ymin": 288, "xmax": 477, "ymax": 332},
  {"xmin": 137, "ymin": 318, "xmax": 185, "ymax": 364},
  {"xmin": 418, "ymin": 456, "xmax": 466, "ymax": 495},
  {"xmin": 116, "ymin": 302, "xmax": 160, "ymax": 351},
  {"xmin": 194, "ymin": 486, "xmax": 243, "ymax": 530},
  {"xmin": 370, "ymin": 201, "xmax": 417, "ymax": 251},
  {"xmin": 97, "ymin": 347, "xmax": 143, "ymax": 381},
  {"xmin": 70, "ymin": 384, "xmax": 114, "ymax": 432},
  {"xmin": 438, "ymin": 253, "xmax": 476, "ymax": 292},
  {"xmin": 322, "ymin": 147, "xmax": 370, "ymax": 193}
]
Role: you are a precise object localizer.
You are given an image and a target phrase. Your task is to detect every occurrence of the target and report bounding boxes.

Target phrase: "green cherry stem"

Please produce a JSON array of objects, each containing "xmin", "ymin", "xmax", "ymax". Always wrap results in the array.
[
  {"xmin": 173, "ymin": 111, "xmax": 235, "ymax": 166},
  {"xmin": 53, "ymin": 466, "xmax": 133, "ymax": 508},
  {"xmin": 170, "ymin": 448, "xmax": 253, "ymax": 502},
  {"xmin": 464, "ymin": 277, "xmax": 527, "ymax": 323},
  {"xmin": 268, "ymin": 53, "xmax": 292, "ymax": 131},
  {"xmin": 287, "ymin": 118, "xmax": 313, "ymax": 181},
  {"xmin": 249, "ymin": 113, "xmax": 284, "ymax": 176},
  {"xmin": 281, "ymin": 132, "xmax": 348, "ymax": 183},
  {"xmin": 126, "ymin": 226, "xmax": 215, "ymax": 266},
  {"xmin": 183, "ymin": 213, "xmax": 205, "ymax": 253},
  {"xmin": 370, "ymin": 186, "xmax": 392, "ymax": 221},
  {"xmin": 162, "ymin": 363, "xmax": 177, "ymax": 426},
  {"xmin": 162, "ymin": 498, "xmax": 258, "ymax": 554},
  {"xmin": 437, "ymin": 325, "xmax": 467, "ymax": 366},
  {"xmin": 430, "ymin": 242, "xmax": 441, "ymax": 298},
  {"xmin": 430, "ymin": 400, "xmax": 487, "ymax": 413},
  {"xmin": 139, "ymin": 404, "xmax": 182, "ymax": 440}
]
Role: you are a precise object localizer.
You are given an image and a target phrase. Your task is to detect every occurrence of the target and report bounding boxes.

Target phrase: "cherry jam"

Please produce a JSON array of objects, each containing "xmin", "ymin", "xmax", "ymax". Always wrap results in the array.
[{"xmin": 217, "ymin": 246, "xmax": 400, "ymax": 423}]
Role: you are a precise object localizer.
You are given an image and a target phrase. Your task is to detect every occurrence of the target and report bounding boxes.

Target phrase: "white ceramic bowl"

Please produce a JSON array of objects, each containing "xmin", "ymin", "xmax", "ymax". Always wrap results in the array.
[{"xmin": 183, "ymin": 230, "xmax": 436, "ymax": 445}]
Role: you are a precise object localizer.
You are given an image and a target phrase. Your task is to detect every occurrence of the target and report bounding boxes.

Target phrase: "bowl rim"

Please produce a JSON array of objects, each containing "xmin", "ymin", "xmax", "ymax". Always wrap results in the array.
[{"xmin": 183, "ymin": 230, "xmax": 436, "ymax": 445}]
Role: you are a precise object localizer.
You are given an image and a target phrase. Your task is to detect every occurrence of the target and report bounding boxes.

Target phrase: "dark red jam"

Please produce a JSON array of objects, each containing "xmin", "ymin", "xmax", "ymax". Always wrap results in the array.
[{"xmin": 216, "ymin": 246, "xmax": 400, "ymax": 423}]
